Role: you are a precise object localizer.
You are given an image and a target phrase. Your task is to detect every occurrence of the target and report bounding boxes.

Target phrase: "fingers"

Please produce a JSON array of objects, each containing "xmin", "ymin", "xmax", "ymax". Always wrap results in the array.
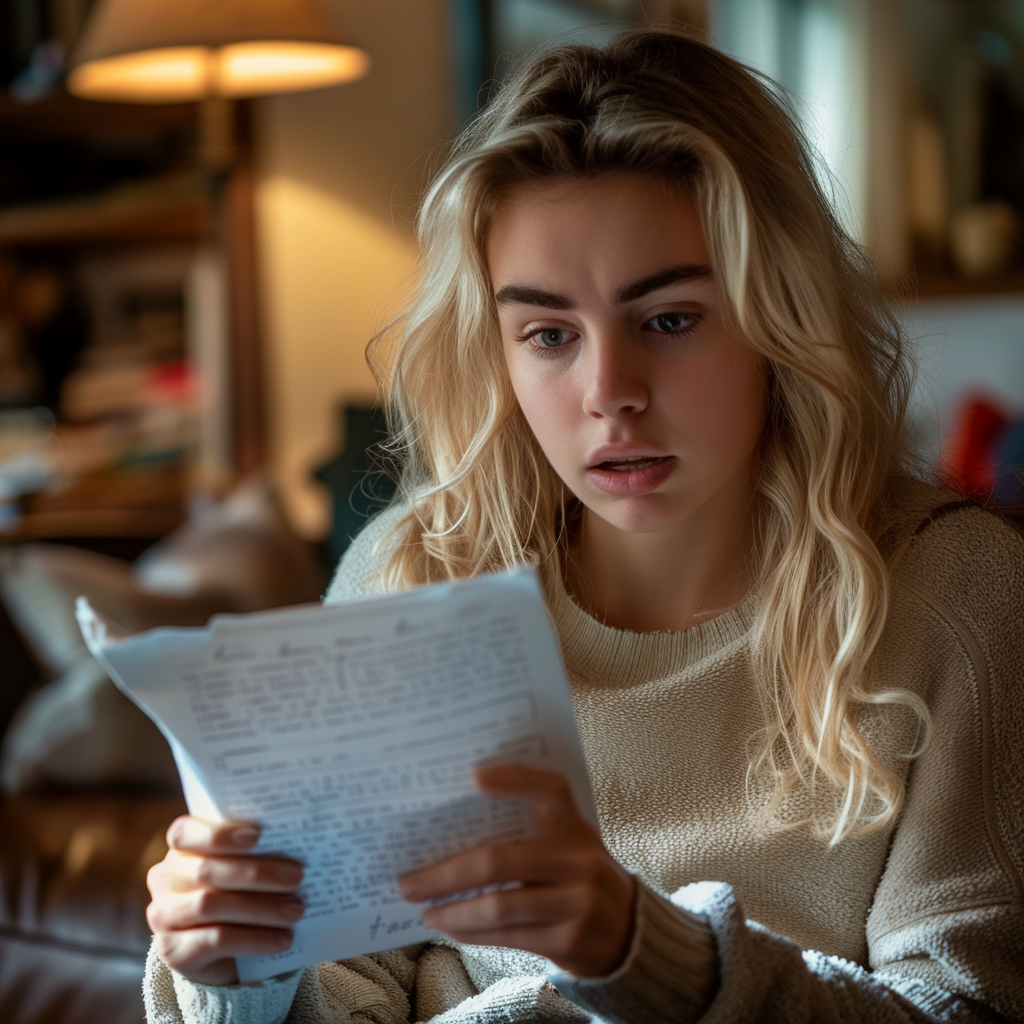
[
  {"xmin": 148, "ymin": 815, "xmax": 306, "ymax": 986},
  {"xmin": 147, "ymin": 884, "xmax": 304, "ymax": 934},
  {"xmin": 421, "ymin": 881, "xmax": 583, "ymax": 934},
  {"xmin": 399, "ymin": 841, "xmax": 583, "ymax": 902},
  {"xmin": 399, "ymin": 766, "xmax": 595, "ymax": 902},
  {"xmin": 167, "ymin": 815, "xmax": 261, "ymax": 854},
  {"xmin": 155, "ymin": 815, "xmax": 303, "ymax": 895},
  {"xmin": 153, "ymin": 925, "xmax": 294, "ymax": 985},
  {"xmin": 472, "ymin": 765, "xmax": 589, "ymax": 834},
  {"xmin": 151, "ymin": 848, "xmax": 304, "ymax": 895},
  {"xmin": 418, "ymin": 879, "xmax": 637, "ymax": 977},
  {"xmin": 397, "ymin": 766, "xmax": 638, "ymax": 978}
]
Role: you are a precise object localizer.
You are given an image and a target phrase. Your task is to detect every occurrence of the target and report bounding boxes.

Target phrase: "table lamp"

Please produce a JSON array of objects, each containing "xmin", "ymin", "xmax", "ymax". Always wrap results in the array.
[{"xmin": 66, "ymin": 0, "xmax": 370, "ymax": 102}]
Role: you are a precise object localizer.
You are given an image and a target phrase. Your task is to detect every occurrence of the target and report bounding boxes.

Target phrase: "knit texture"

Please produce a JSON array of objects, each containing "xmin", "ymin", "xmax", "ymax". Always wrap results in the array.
[{"xmin": 145, "ymin": 478, "xmax": 1024, "ymax": 1024}]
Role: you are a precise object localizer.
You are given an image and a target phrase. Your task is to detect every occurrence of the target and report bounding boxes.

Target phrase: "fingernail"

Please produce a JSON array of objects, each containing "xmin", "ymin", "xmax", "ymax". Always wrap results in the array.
[
  {"xmin": 282, "ymin": 898, "xmax": 305, "ymax": 921},
  {"xmin": 230, "ymin": 826, "xmax": 259, "ymax": 848},
  {"xmin": 275, "ymin": 931, "xmax": 294, "ymax": 950}
]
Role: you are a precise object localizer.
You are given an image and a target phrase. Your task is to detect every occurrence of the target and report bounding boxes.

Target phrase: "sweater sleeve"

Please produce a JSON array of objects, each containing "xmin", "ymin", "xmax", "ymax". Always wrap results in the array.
[
  {"xmin": 549, "ymin": 882, "xmax": 1005, "ymax": 1024},
  {"xmin": 549, "ymin": 510, "xmax": 1024, "ymax": 1024},
  {"xmin": 145, "ymin": 937, "xmax": 599, "ymax": 1024},
  {"xmin": 144, "ymin": 941, "xmax": 443, "ymax": 1024}
]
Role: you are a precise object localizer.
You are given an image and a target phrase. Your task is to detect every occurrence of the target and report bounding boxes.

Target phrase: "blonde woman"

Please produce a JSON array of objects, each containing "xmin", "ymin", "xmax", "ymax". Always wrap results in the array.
[{"xmin": 144, "ymin": 31, "xmax": 1024, "ymax": 1024}]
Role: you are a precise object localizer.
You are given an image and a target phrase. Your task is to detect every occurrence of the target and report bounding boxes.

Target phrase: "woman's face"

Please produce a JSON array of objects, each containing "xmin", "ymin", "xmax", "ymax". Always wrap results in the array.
[{"xmin": 488, "ymin": 173, "xmax": 768, "ymax": 536}]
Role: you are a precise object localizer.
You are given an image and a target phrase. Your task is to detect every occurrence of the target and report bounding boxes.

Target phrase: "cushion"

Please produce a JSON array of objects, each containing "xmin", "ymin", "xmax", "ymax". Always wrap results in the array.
[
  {"xmin": 0, "ymin": 474, "xmax": 325, "ymax": 795},
  {"xmin": 134, "ymin": 473, "xmax": 325, "ymax": 610}
]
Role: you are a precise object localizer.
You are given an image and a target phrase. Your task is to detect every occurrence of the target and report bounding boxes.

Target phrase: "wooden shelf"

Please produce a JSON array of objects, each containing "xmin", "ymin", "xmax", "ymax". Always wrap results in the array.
[
  {"xmin": 0, "ymin": 178, "xmax": 212, "ymax": 246},
  {"xmin": 0, "ymin": 88, "xmax": 206, "ymax": 247},
  {"xmin": 3, "ymin": 506, "xmax": 184, "ymax": 540},
  {"xmin": 885, "ymin": 264, "xmax": 1024, "ymax": 303},
  {"xmin": 0, "ymin": 91, "xmax": 196, "ymax": 145},
  {"xmin": 2, "ymin": 468, "xmax": 187, "ymax": 542}
]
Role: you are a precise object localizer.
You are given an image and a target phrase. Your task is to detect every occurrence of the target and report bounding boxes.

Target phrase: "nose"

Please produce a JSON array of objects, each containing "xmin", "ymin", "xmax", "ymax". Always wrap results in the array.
[{"xmin": 581, "ymin": 331, "xmax": 649, "ymax": 420}]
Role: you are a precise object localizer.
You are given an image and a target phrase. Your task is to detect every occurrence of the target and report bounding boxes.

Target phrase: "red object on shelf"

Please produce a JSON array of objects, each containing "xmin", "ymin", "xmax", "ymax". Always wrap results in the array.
[
  {"xmin": 941, "ymin": 395, "xmax": 1013, "ymax": 499},
  {"xmin": 147, "ymin": 360, "xmax": 198, "ymax": 405}
]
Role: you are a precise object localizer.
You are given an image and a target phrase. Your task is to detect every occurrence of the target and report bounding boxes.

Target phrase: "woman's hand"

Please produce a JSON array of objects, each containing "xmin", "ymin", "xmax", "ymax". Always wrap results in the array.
[
  {"xmin": 398, "ymin": 764, "xmax": 636, "ymax": 978},
  {"xmin": 146, "ymin": 816, "xmax": 305, "ymax": 985}
]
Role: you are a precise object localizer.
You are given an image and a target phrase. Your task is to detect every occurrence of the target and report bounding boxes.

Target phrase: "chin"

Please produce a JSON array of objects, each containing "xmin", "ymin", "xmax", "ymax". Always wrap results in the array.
[{"xmin": 585, "ymin": 493, "xmax": 687, "ymax": 535}]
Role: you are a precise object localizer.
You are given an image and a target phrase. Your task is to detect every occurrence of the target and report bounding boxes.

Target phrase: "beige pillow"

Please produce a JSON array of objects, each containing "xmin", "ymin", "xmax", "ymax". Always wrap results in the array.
[
  {"xmin": 0, "ymin": 474, "xmax": 325, "ymax": 794},
  {"xmin": 134, "ymin": 474, "xmax": 325, "ymax": 610}
]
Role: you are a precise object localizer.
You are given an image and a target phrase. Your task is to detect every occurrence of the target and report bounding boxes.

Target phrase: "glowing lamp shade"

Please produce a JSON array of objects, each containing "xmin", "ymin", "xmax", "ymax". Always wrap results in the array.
[{"xmin": 68, "ymin": 0, "xmax": 370, "ymax": 102}]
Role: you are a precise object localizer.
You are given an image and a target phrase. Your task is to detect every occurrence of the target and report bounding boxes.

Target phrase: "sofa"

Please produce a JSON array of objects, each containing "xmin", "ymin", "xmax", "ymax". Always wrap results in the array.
[
  {"xmin": 0, "ymin": 790, "xmax": 186, "ymax": 1024},
  {"xmin": 0, "ymin": 476, "xmax": 326, "ymax": 1024}
]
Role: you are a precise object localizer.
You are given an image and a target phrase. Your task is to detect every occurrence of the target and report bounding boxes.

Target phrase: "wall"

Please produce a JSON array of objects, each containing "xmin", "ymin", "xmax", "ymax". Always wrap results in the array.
[
  {"xmin": 255, "ymin": 0, "xmax": 454, "ymax": 538},
  {"xmin": 907, "ymin": 295, "xmax": 1024, "ymax": 467}
]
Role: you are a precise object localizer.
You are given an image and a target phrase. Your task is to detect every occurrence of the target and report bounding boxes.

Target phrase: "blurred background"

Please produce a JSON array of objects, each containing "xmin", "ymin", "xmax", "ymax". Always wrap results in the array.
[
  {"xmin": 0, "ymin": 3, "xmax": 1021, "ymax": 1023},
  {"xmin": 0, "ymin": 0, "xmax": 1021, "ymax": 548}
]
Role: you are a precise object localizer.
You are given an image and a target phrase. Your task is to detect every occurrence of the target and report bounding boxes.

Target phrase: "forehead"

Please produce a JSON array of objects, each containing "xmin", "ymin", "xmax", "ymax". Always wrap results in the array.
[{"xmin": 485, "ymin": 172, "xmax": 709, "ymax": 286}]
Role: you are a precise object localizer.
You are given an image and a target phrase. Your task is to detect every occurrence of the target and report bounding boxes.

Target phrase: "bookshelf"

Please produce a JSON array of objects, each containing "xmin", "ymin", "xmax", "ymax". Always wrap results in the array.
[
  {"xmin": 0, "ymin": 89, "xmax": 265, "ymax": 545},
  {"xmin": 0, "ymin": 183, "xmax": 210, "ymax": 246},
  {"xmin": 8, "ymin": 466, "xmax": 186, "ymax": 541}
]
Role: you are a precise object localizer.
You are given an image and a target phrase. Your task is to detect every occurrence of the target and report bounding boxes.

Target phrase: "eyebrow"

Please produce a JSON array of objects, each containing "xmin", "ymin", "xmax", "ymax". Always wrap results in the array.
[{"xmin": 493, "ymin": 263, "xmax": 713, "ymax": 310}]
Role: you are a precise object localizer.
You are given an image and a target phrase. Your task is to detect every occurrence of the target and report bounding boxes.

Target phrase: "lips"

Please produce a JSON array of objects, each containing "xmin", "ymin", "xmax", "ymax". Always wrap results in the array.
[
  {"xmin": 587, "ymin": 443, "xmax": 672, "ymax": 467},
  {"xmin": 586, "ymin": 452, "xmax": 677, "ymax": 496}
]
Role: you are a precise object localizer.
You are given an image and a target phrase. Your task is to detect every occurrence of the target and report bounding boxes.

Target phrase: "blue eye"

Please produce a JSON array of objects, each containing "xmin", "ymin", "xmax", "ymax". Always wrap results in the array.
[
  {"xmin": 533, "ymin": 328, "xmax": 572, "ymax": 348},
  {"xmin": 647, "ymin": 312, "xmax": 697, "ymax": 334}
]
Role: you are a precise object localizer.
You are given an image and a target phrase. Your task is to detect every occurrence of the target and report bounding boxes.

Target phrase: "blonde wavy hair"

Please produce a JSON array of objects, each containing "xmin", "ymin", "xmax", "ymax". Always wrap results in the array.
[{"xmin": 368, "ymin": 30, "xmax": 929, "ymax": 844}]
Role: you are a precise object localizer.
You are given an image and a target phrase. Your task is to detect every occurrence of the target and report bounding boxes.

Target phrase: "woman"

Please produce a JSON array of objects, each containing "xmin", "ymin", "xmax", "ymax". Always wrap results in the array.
[{"xmin": 144, "ymin": 30, "xmax": 1024, "ymax": 1024}]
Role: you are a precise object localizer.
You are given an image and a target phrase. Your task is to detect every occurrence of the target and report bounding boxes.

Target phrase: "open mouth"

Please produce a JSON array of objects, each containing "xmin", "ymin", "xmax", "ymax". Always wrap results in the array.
[
  {"xmin": 587, "ymin": 454, "xmax": 676, "ymax": 495},
  {"xmin": 593, "ymin": 456, "xmax": 671, "ymax": 472}
]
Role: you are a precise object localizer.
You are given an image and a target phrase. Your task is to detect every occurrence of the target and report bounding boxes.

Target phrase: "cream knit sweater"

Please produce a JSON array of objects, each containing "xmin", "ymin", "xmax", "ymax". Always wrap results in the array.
[{"xmin": 145, "ymin": 480, "xmax": 1024, "ymax": 1024}]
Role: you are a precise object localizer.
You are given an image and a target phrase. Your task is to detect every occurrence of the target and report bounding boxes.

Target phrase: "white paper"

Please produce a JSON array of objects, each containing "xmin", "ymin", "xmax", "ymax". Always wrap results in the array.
[{"xmin": 77, "ymin": 567, "xmax": 594, "ymax": 982}]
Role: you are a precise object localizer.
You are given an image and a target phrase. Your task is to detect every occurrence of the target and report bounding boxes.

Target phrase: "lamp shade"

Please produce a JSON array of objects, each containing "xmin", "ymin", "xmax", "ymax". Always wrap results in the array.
[{"xmin": 68, "ymin": 0, "xmax": 370, "ymax": 102}]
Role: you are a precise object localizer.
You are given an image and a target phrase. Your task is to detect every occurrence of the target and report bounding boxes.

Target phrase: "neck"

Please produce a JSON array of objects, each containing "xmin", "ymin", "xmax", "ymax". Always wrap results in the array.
[{"xmin": 565, "ymin": 471, "xmax": 759, "ymax": 633}]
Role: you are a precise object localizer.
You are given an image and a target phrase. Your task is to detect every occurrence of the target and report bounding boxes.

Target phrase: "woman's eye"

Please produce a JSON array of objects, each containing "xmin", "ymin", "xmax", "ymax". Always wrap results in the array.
[
  {"xmin": 530, "ymin": 327, "xmax": 574, "ymax": 348},
  {"xmin": 646, "ymin": 312, "xmax": 698, "ymax": 334}
]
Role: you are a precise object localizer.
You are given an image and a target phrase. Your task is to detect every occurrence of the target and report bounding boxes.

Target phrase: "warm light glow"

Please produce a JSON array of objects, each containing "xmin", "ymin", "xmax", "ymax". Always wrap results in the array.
[
  {"xmin": 257, "ymin": 175, "xmax": 414, "ymax": 537},
  {"xmin": 68, "ymin": 41, "xmax": 370, "ymax": 102},
  {"xmin": 218, "ymin": 42, "xmax": 369, "ymax": 96},
  {"xmin": 68, "ymin": 47, "xmax": 210, "ymax": 102}
]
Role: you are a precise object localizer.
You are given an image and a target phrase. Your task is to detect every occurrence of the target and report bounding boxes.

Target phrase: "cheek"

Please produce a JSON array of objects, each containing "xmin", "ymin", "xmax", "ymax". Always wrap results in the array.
[
  {"xmin": 663, "ymin": 344, "xmax": 767, "ymax": 459},
  {"xmin": 504, "ymin": 351, "xmax": 580, "ymax": 465}
]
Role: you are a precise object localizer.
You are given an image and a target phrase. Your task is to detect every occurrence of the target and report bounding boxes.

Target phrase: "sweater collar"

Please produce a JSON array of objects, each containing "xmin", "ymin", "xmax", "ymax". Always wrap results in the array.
[{"xmin": 541, "ymin": 557, "xmax": 756, "ymax": 686}]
